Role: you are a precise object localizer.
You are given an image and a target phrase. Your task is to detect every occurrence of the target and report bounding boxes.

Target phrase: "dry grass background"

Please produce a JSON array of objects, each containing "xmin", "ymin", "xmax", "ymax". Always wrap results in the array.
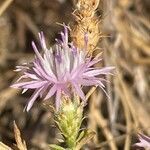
[{"xmin": 0, "ymin": 0, "xmax": 149, "ymax": 149}]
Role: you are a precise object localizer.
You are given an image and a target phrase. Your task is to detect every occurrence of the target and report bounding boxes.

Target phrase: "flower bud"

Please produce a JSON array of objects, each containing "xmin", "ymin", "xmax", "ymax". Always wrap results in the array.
[{"xmin": 55, "ymin": 96, "xmax": 83, "ymax": 148}]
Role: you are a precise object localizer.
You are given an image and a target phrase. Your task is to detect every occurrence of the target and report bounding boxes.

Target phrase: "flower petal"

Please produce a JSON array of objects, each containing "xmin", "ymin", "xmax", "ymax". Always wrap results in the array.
[
  {"xmin": 72, "ymin": 82, "xmax": 86, "ymax": 101},
  {"xmin": 12, "ymin": 81, "xmax": 47, "ymax": 89},
  {"xmin": 55, "ymin": 88, "xmax": 61, "ymax": 111},
  {"xmin": 44, "ymin": 85, "xmax": 57, "ymax": 100},
  {"xmin": 83, "ymin": 66, "xmax": 115, "ymax": 77},
  {"xmin": 26, "ymin": 88, "xmax": 43, "ymax": 111},
  {"xmin": 32, "ymin": 41, "xmax": 43, "ymax": 62}
]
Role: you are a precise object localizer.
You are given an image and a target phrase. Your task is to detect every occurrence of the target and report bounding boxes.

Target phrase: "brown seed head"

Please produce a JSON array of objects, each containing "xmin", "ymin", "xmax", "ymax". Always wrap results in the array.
[
  {"xmin": 75, "ymin": 0, "xmax": 100, "ymax": 11},
  {"xmin": 71, "ymin": 0, "xmax": 100, "ymax": 55}
]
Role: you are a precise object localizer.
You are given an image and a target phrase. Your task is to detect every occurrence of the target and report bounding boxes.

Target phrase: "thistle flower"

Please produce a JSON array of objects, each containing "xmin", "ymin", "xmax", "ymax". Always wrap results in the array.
[
  {"xmin": 11, "ymin": 25, "xmax": 114, "ymax": 111},
  {"xmin": 134, "ymin": 133, "xmax": 150, "ymax": 149}
]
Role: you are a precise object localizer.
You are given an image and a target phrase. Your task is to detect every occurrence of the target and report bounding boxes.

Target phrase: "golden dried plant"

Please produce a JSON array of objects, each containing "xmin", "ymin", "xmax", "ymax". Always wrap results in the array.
[
  {"xmin": 0, "ymin": 122, "xmax": 27, "ymax": 150},
  {"xmin": 71, "ymin": 0, "xmax": 101, "ymax": 55},
  {"xmin": 13, "ymin": 122, "xmax": 27, "ymax": 150}
]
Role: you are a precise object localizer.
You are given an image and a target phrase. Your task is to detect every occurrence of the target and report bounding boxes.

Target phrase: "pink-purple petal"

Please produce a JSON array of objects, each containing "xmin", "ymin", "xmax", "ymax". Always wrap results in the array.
[
  {"xmin": 55, "ymin": 88, "xmax": 62, "ymax": 111},
  {"xmin": 87, "ymin": 58, "xmax": 102, "ymax": 67},
  {"xmin": 21, "ymin": 81, "xmax": 47, "ymax": 89},
  {"xmin": 134, "ymin": 134, "xmax": 150, "ymax": 149},
  {"xmin": 32, "ymin": 41, "xmax": 44, "ymax": 62},
  {"xmin": 83, "ymin": 67, "xmax": 114, "ymax": 77},
  {"xmin": 72, "ymin": 82, "xmax": 86, "ymax": 101},
  {"xmin": 44, "ymin": 85, "xmax": 57, "ymax": 100},
  {"xmin": 12, "ymin": 80, "xmax": 47, "ymax": 89},
  {"xmin": 26, "ymin": 88, "xmax": 42, "ymax": 111}
]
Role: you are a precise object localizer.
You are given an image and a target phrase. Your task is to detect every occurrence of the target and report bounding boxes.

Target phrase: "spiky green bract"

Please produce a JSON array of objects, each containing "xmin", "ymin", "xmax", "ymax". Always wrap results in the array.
[{"xmin": 55, "ymin": 97, "xmax": 83, "ymax": 149}]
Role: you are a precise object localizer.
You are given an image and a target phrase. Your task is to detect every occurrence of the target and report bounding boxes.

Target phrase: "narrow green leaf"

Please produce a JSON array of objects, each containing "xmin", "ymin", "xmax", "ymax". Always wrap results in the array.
[{"xmin": 76, "ymin": 131, "xmax": 85, "ymax": 143}]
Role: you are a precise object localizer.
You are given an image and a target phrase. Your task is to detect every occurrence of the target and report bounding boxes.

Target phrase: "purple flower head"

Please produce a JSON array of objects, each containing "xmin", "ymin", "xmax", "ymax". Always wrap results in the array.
[
  {"xmin": 134, "ymin": 133, "xmax": 150, "ymax": 149},
  {"xmin": 11, "ymin": 25, "xmax": 114, "ymax": 111}
]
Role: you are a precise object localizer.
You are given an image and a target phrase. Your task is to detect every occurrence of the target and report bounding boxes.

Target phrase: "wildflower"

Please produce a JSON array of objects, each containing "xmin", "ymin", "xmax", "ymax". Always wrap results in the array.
[
  {"xmin": 134, "ymin": 133, "xmax": 150, "ymax": 149},
  {"xmin": 11, "ymin": 25, "xmax": 114, "ymax": 111}
]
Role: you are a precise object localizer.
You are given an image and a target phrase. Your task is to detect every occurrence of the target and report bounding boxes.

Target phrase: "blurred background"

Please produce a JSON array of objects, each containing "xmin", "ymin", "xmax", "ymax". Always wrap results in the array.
[{"xmin": 0, "ymin": 0, "xmax": 149, "ymax": 149}]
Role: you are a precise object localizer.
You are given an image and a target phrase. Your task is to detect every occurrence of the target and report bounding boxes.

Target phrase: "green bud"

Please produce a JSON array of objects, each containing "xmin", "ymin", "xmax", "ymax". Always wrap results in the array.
[{"xmin": 55, "ymin": 96, "xmax": 83, "ymax": 149}]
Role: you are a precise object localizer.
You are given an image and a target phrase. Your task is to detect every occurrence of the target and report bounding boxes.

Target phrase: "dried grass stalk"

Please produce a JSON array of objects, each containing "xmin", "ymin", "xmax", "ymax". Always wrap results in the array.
[
  {"xmin": 0, "ymin": 0, "xmax": 13, "ymax": 16},
  {"xmin": 0, "ymin": 142, "xmax": 11, "ymax": 150},
  {"xmin": 13, "ymin": 122, "xmax": 27, "ymax": 150}
]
